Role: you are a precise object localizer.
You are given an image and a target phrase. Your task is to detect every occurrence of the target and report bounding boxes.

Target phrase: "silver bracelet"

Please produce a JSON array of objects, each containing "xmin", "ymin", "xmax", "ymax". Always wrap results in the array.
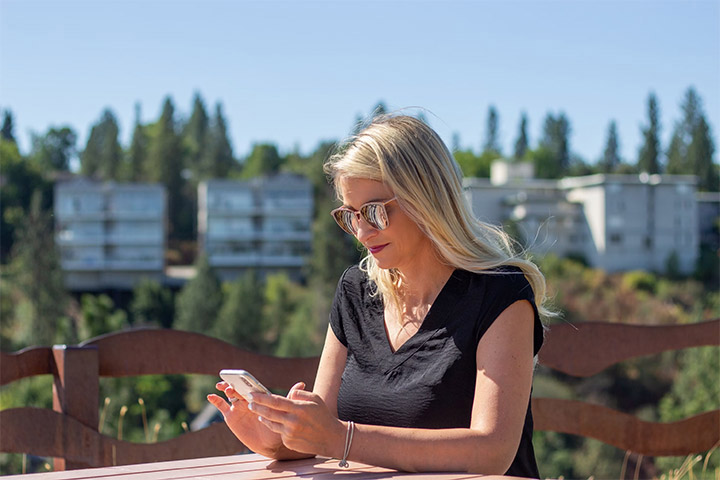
[{"xmin": 338, "ymin": 421, "xmax": 355, "ymax": 468}]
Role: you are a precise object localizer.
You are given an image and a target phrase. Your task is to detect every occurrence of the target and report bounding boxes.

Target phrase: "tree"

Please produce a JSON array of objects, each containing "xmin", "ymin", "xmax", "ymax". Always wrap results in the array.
[
  {"xmin": 78, "ymin": 294, "xmax": 128, "ymax": 340},
  {"xmin": 146, "ymin": 97, "xmax": 187, "ymax": 239},
  {"xmin": 81, "ymin": 109, "xmax": 123, "ymax": 180},
  {"xmin": 8, "ymin": 191, "xmax": 68, "ymax": 346},
  {"xmin": 454, "ymin": 149, "xmax": 493, "ymax": 178},
  {"xmin": 126, "ymin": 103, "xmax": 147, "ymax": 181},
  {"xmin": 0, "ymin": 140, "xmax": 50, "ymax": 262},
  {"xmin": 200, "ymin": 103, "xmax": 234, "ymax": 179},
  {"xmin": 637, "ymin": 93, "xmax": 661, "ymax": 174},
  {"xmin": 182, "ymin": 92, "xmax": 209, "ymax": 181},
  {"xmin": 2, "ymin": 109, "xmax": 16, "ymax": 142},
  {"xmin": 482, "ymin": 106, "xmax": 502, "ymax": 156},
  {"xmin": 688, "ymin": 115, "xmax": 718, "ymax": 191},
  {"xmin": 262, "ymin": 273, "xmax": 299, "ymax": 353},
  {"xmin": 599, "ymin": 120, "xmax": 621, "ymax": 173},
  {"xmin": 242, "ymin": 143, "xmax": 283, "ymax": 178},
  {"xmin": 130, "ymin": 279, "xmax": 175, "ymax": 328},
  {"xmin": 513, "ymin": 113, "xmax": 529, "ymax": 160},
  {"xmin": 174, "ymin": 254, "xmax": 223, "ymax": 333},
  {"xmin": 212, "ymin": 270, "xmax": 266, "ymax": 351},
  {"xmin": 535, "ymin": 112, "xmax": 571, "ymax": 178},
  {"xmin": 372, "ymin": 101, "xmax": 388, "ymax": 117},
  {"xmin": 29, "ymin": 126, "xmax": 77, "ymax": 171}
]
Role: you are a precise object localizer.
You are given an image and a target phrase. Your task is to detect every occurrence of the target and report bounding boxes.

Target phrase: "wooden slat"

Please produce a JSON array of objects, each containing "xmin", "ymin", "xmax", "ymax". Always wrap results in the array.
[
  {"xmin": 532, "ymin": 397, "xmax": 720, "ymax": 456},
  {"xmin": 80, "ymin": 328, "xmax": 321, "ymax": 390},
  {"xmin": 0, "ymin": 407, "xmax": 247, "ymax": 468},
  {"xmin": 538, "ymin": 319, "xmax": 720, "ymax": 377},
  {"xmin": 0, "ymin": 346, "xmax": 54, "ymax": 385}
]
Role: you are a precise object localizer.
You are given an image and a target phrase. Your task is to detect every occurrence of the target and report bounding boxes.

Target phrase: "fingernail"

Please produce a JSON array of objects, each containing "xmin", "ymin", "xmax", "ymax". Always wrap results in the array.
[
  {"xmin": 248, "ymin": 402, "xmax": 255, "ymax": 411},
  {"xmin": 247, "ymin": 393, "xmax": 254, "ymax": 402}
]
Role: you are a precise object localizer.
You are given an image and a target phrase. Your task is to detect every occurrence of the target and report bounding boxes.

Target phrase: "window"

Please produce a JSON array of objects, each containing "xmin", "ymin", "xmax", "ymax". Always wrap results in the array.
[{"xmin": 609, "ymin": 233, "xmax": 623, "ymax": 244}]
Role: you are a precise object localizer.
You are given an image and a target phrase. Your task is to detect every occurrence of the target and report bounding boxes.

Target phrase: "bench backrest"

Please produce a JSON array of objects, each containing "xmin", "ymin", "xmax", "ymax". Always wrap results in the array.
[{"xmin": 1, "ymin": 319, "xmax": 718, "ymax": 469}]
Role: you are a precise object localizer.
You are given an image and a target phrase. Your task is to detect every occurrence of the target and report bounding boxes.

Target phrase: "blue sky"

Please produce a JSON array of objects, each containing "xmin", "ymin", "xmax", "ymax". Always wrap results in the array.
[{"xmin": 1, "ymin": 0, "xmax": 718, "ymax": 167}]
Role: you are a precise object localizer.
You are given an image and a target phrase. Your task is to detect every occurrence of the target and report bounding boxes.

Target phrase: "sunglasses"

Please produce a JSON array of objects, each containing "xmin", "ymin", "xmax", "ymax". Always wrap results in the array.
[{"xmin": 330, "ymin": 197, "xmax": 397, "ymax": 235}]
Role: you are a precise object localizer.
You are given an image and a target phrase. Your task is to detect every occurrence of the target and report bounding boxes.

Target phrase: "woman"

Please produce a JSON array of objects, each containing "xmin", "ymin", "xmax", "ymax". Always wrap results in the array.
[{"xmin": 207, "ymin": 114, "xmax": 550, "ymax": 477}]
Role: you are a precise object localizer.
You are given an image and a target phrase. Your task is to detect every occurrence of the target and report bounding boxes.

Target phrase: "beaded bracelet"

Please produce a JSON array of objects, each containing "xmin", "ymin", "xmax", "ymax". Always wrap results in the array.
[{"xmin": 338, "ymin": 421, "xmax": 355, "ymax": 468}]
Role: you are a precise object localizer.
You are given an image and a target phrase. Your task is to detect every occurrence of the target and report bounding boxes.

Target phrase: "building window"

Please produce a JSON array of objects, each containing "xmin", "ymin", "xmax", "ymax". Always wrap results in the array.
[{"xmin": 609, "ymin": 233, "xmax": 623, "ymax": 244}]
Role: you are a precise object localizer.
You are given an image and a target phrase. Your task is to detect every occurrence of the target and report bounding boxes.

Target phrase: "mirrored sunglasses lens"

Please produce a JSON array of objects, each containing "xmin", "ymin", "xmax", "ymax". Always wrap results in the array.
[
  {"xmin": 333, "ymin": 210, "xmax": 356, "ymax": 234},
  {"xmin": 362, "ymin": 203, "xmax": 389, "ymax": 230}
]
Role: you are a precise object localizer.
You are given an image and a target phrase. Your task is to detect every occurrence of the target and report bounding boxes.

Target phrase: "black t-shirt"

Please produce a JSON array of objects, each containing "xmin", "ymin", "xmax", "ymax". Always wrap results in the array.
[{"xmin": 329, "ymin": 265, "xmax": 544, "ymax": 478}]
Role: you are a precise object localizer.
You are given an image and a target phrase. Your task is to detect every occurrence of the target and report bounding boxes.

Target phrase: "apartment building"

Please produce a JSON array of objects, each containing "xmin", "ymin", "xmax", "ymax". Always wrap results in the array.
[
  {"xmin": 464, "ymin": 161, "xmax": 700, "ymax": 274},
  {"xmin": 54, "ymin": 178, "xmax": 166, "ymax": 290},
  {"xmin": 198, "ymin": 174, "xmax": 313, "ymax": 282}
]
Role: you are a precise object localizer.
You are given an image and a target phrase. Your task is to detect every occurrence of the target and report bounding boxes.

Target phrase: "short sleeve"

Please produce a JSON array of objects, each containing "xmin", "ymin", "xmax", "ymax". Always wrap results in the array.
[
  {"xmin": 329, "ymin": 267, "xmax": 352, "ymax": 347},
  {"xmin": 474, "ymin": 268, "xmax": 544, "ymax": 355}
]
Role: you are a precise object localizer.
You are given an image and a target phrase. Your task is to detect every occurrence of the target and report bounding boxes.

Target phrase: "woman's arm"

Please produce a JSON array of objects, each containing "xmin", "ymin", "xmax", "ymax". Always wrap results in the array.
[{"xmin": 249, "ymin": 299, "xmax": 535, "ymax": 474}]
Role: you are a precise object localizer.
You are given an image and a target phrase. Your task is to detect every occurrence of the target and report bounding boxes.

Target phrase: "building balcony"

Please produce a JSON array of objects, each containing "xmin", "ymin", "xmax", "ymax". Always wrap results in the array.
[{"xmin": 104, "ymin": 259, "xmax": 164, "ymax": 271}]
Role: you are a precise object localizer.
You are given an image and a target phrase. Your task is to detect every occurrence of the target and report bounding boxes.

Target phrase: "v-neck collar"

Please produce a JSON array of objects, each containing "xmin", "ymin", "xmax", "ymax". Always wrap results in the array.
[{"xmin": 369, "ymin": 269, "xmax": 471, "ymax": 373}]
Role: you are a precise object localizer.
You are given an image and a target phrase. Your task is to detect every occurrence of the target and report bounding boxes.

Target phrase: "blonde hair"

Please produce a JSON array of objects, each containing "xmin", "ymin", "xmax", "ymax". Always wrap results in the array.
[{"xmin": 324, "ymin": 114, "xmax": 552, "ymax": 319}]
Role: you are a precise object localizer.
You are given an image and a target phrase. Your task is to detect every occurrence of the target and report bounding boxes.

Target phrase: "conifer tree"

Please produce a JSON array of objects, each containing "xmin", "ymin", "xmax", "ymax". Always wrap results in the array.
[
  {"xmin": 174, "ymin": 254, "xmax": 223, "ymax": 333},
  {"xmin": 146, "ymin": 97, "xmax": 186, "ymax": 238},
  {"xmin": 242, "ymin": 143, "xmax": 282, "ymax": 178},
  {"xmin": 182, "ymin": 92, "xmax": 209, "ymax": 181},
  {"xmin": 637, "ymin": 93, "xmax": 661, "ymax": 174},
  {"xmin": 127, "ymin": 103, "xmax": 147, "ymax": 181},
  {"xmin": 131, "ymin": 279, "xmax": 175, "ymax": 328},
  {"xmin": 600, "ymin": 120, "xmax": 621, "ymax": 173},
  {"xmin": 81, "ymin": 109, "xmax": 123, "ymax": 180},
  {"xmin": 1, "ymin": 110, "xmax": 15, "ymax": 143},
  {"xmin": 537, "ymin": 112, "xmax": 571, "ymax": 177},
  {"xmin": 688, "ymin": 116, "xmax": 718, "ymax": 191},
  {"xmin": 483, "ymin": 106, "xmax": 502, "ymax": 156},
  {"xmin": 513, "ymin": 113, "xmax": 529, "ymax": 160},
  {"xmin": 201, "ymin": 103, "xmax": 234, "ymax": 179},
  {"xmin": 9, "ymin": 191, "xmax": 67, "ymax": 346}
]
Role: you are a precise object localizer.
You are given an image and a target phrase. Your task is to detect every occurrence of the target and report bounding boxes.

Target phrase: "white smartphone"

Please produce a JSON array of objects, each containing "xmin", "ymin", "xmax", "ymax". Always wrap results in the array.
[{"xmin": 219, "ymin": 369, "xmax": 271, "ymax": 402}]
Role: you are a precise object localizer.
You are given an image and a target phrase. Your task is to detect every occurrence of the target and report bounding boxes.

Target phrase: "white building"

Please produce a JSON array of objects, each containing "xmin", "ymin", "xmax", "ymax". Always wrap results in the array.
[
  {"xmin": 198, "ymin": 174, "xmax": 313, "ymax": 281},
  {"xmin": 464, "ymin": 161, "xmax": 700, "ymax": 274},
  {"xmin": 54, "ymin": 179, "xmax": 166, "ymax": 290}
]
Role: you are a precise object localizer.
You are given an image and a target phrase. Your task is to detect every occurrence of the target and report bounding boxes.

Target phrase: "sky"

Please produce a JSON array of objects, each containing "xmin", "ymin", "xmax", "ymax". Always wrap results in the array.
[{"xmin": 1, "ymin": 0, "xmax": 718, "ymax": 167}]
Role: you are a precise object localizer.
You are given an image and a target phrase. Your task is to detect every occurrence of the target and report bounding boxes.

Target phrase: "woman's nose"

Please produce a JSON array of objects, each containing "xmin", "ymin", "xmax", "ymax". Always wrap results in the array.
[{"xmin": 354, "ymin": 216, "xmax": 378, "ymax": 243}]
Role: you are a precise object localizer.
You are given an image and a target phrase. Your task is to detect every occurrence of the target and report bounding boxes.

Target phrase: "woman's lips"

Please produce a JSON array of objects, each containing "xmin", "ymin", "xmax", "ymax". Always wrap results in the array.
[{"xmin": 368, "ymin": 244, "xmax": 388, "ymax": 254}]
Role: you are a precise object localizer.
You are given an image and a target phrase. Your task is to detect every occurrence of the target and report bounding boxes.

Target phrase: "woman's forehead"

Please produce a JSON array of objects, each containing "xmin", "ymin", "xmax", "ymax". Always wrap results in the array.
[{"xmin": 338, "ymin": 177, "xmax": 393, "ymax": 204}]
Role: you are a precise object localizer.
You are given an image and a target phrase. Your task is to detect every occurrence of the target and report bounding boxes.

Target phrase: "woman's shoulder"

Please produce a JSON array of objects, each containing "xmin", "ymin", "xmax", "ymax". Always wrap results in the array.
[
  {"xmin": 335, "ymin": 264, "xmax": 373, "ymax": 294},
  {"xmin": 462, "ymin": 265, "xmax": 534, "ymax": 296}
]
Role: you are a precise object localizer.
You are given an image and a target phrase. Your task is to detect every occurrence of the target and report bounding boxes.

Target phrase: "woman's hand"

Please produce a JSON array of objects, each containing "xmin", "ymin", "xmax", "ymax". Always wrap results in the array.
[
  {"xmin": 207, "ymin": 381, "xmax": 289, "ymax": 457},
  {"xmin": 247, "ymin": 384, "xmax": 346, "ymax": 458}
]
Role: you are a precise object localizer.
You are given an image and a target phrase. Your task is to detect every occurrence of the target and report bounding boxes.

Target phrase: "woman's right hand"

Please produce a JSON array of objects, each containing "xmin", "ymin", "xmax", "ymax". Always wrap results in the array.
[{"xmin": 207, "ymin": 381, "xmax": 285, "ymax": 457}]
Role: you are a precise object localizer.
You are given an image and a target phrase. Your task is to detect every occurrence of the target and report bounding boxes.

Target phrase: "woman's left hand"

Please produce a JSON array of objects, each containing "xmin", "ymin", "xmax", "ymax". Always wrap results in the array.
[{"xmin": 247, "ymin": 383, "xmax": 346, "ymax": 458}]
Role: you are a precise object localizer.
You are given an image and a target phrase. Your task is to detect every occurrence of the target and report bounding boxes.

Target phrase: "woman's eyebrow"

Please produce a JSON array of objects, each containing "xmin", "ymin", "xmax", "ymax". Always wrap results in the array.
[{"xmin": 343, "ymin": 197, "xmax": 391, "ymax": 209}]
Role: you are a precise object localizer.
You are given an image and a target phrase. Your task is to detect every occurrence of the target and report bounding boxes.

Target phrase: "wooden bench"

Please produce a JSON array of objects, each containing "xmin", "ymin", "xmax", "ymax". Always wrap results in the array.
[{"xmin": 1, "ymin": 319, "xmax": 718, "ymax": 470}]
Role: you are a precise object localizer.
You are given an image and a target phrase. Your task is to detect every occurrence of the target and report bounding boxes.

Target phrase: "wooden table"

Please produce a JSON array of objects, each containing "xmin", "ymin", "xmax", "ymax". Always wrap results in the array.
[{"xmin": 6, "ymin": 453, "xmax": 525, "ymax": 479}]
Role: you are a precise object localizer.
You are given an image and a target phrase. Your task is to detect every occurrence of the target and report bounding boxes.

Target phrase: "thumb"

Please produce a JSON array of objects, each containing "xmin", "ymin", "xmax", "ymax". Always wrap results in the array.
[{"xmin": 288, "ymin": 382, "xmax": 306, "ymax": 399}]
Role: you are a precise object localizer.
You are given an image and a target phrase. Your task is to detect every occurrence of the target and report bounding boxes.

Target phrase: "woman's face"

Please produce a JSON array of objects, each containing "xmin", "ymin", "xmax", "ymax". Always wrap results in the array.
[{"xmin": 337, "ymin": 177, "xmax": 434, "ymax": 271}]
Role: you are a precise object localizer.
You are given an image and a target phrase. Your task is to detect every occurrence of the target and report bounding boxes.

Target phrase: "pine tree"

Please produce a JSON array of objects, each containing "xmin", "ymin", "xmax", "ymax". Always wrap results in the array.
[
  {"xmin": 637, "ymin": 93, "xmax": 661, "ymax": 174},
  {"xmin": 81, "ymin": 109, "xmax": 122, "ymax": 180},
  {"xmin": 146, "ymin": 97, "xmax": 187, "ymax": 238},
  {"xmin": 200, "ymin": 103, "xmax": 234, "ymax": 179},
  {"xmin": 1, "ymin": 110, "xmax": 15, "ymax": 143},
  {"xmin": 483, "ymin": 106, "xmax": 502, "ymax": 155},
  {"xmin": 688, "ymin": 116, "xmax": 718, "ymax": 191},
  {"xmin": 174, "ymin": 254, "xmax": 223, "ymax": 333},
  {"xmin": 600, "ymin": 120, "xmax": 621, "ymax": 173},
  {"xmin": 212, "ymin": 270, "xmax": 265, "ymax": 351},
  {"xmin": 513, "ymin": 113, "xmax": 529, "ymax": 160},
  {"xmin": 127, "ymin": 103, "xmax": 147, "ymax": 181},
  {"xmin": 29, "ymin": 126, "xmax": 77, "ymax": 172},
  {"xmin": 666, "ymin": 87, "xmax": 712, "ymax": 180},
  {"xmin": 130, "ymin": 279, "xmax": 175, "ymax": 328},
  {"xmin": 537, "ymin": 112, "xmax": 571, "ymax": 178},
  {"xmin": 182, "ymin": 92, "xmax": 209, "ymax": 181},
  {"xmin": 9, "ymin": 191, "xmax": 67, "ymax": 346}
]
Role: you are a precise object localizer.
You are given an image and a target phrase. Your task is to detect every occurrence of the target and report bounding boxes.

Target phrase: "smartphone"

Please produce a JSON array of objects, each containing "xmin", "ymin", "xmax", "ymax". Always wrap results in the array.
[{"xmin": 219, "ymin": 369, "xmax": 271, "ymax": 402}]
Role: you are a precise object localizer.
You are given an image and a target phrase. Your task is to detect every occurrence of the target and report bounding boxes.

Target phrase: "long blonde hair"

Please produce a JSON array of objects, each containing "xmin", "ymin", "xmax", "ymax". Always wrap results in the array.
[{"xmin": 324, "ymin": 114, "xmax": 552, "ymax": 319}]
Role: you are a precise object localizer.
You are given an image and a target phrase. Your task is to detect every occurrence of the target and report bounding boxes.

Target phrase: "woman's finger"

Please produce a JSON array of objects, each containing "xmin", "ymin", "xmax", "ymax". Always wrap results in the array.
[{"xmin": 207, "ymin": 394, "xmax": 230, "ymax": 415}]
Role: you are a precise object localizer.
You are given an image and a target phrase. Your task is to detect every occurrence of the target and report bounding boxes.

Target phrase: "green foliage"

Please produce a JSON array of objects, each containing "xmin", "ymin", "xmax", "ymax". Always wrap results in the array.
[
  {"xmin": 513, "ymin": 113, "xmax": 529, "ymax": 160},
  {"xmin": 482, "ymin": 105, "xmax": 502, "ymax": 156},
  {"xmin": 174, "ymin": 255, "xmax": 223, "ymax": 333},
  {"xmin": 199, "ymin": 103, "xmax": 235, "ymax": 179},
  {"xmin": 125, "ymin": 103, "xmax": 147, "ymax": 182},
  {"xmin": 81, "ymin": 108, "xmax": 122, "ymax": 180},
  {"xmin": 638, "ymin": 92, "xmax": 661, "ymax": 174},
  {"xmin": 78, "ymin": 294, "xmax": 129, "ymax": 340},
  {"xmin": 242, "ymin": 143, "xmax": 282, "ymax": 178},
  {"xmin": 621, "ymin": 270, "xmax": 658, "ymax": 294},
  {"xmin": 130, "ymin": 279, "xmax": 175, "ymax": 328},
  {"xmin": 7, "ymin": 191, "xmax": 68, "ymax": 347},
  {"xmin": 539, "ymin": 112, "xmax": 571, "ymax": 177},
  {"xmin": 29, "ymin": 126, "xmax": 77, "ymax": 172},
  {"xmin": 599, "ymin": 120, "xmax": 621, "ymax": 173},
  {"xmin": 453, "ymin": 149, "xmax": 494, "ymax": 178},
  {"xmin": 528, "ymin": 145, "xmax": 562, "ymax": 179},
  {"xmin": 0, "ymin": 140, "xmax": 49, "ymax": 262},
  {"xmin": 1, "ymin": 109, "xmax": 15, "ymax": 142},
  {"xmin": 182, "ymin": 92, "xmax": 209, "ymax": 181},
  {"xmin": 262, "ymin": 272, "xmax": 299, "ymax": 353},
  {"xmin": 212, "ymin": 270, "xmax": 266, "ymax": 351}
]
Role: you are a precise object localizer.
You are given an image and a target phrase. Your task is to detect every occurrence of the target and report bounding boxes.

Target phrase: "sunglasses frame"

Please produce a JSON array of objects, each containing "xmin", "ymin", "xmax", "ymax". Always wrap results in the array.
[{"xmin": 330, "ymin": 197, "xmax": 398, "ymax": 235}]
